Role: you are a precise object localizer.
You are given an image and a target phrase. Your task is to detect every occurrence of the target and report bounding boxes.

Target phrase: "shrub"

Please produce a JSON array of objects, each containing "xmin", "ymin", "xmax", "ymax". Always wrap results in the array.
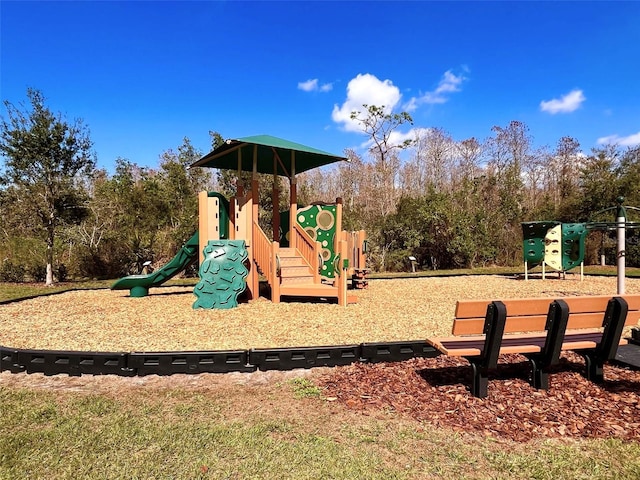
[
  {"xmin": 0, "ymin": 261, "xmax": 25, "ymax": 282},
  {"xmin": 384, "ymin": 249, "xmax": 415, "ymax": 272},
  {"xmin": 27, "ymin": 264, "xmax": 47, "ymax": 282},
  {"xmin": 55, "ymin": 264, "xmax": 68, "ymax": 282}
]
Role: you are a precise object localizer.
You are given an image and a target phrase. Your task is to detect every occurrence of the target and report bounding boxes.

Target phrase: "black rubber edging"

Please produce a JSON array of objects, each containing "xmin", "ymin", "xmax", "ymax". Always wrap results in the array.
[
  {"xmin": 0, "ymin": 341, "xmax": 441, "ymax": 377},
  {"xmin": 0, "ymin": 347, "xmax": 132, "ymax": 376},
  {"xmin": 129, "ymin": 350, "xmax": 256, "ymax": 376}
]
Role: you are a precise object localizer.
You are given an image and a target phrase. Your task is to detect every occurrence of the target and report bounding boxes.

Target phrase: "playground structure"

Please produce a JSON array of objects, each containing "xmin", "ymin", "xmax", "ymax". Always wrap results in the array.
[
  {"xmin": 522, "ymin": 221, "xmax": 588, "ymax": 280},
  {"xmin": 112, "ymin": 135, "xmax": 368, "ymax": 307},
  {"xmin": 522, "ymin": 198, "xmax": 640, "ymax": 294}
]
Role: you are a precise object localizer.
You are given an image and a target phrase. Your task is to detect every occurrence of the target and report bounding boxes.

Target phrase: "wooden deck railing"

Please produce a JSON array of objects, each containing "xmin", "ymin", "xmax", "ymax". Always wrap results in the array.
[
  {"xmin": 343, "ymin": 230, "xmax": 367, "ymax": 274},
  {"xmin": 252, "ymin": 221, "xmax": 280, "ymax": 302}
]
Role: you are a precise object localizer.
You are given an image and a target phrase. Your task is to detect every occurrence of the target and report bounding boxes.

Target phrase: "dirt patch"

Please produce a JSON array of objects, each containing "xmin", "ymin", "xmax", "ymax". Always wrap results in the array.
[{"xmin": 0, "ymin": 366, "xmax": 324, "ymax": 394}]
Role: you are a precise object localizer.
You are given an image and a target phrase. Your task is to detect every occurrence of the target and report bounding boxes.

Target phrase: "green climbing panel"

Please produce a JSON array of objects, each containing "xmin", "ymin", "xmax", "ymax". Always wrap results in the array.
[
  {"xmin": 522, "ymin": 221, "xmax": 560, "ymax": 267},
  {"xmin": 303, "ymin": 205, "xmax": 338, "ymax": 280},
  {"xmin": 193, "ymin": 240, "xmax": 248, "ymax": 309},
  {"xmin": 280, "ymin": 204, "xmax": 339, "ymax": 281},
  {"xmin": 561, "ymin": 223, "xmax": 588, "ymax": 271},
  {"xmin": 521, "ymin": 221, "xmax": 588, "ymax": 272}
]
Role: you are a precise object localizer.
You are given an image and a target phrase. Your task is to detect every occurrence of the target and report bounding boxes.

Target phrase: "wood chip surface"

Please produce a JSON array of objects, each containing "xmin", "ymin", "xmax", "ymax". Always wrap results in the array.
[
  {"xmin": 2, "ymin": 275, "xmax": 639, "ymax": 352},
  {"xmin": 319, "ymin": 352, "xmax": 640, "ymax": 442}
]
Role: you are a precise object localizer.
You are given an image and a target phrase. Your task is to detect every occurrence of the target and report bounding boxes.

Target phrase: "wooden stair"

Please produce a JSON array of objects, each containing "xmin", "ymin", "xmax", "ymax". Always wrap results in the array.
[
  {"xmin": 276, "ymin": 248, "xmax": 354, "ymax": 303},
  {"xmin": 278, "ymin": 248, "xmax": 315, "ymax": 285}
]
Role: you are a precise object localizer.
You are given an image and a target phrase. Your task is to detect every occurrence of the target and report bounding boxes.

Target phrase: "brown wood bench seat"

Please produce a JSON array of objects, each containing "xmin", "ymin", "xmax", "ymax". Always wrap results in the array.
[{"xmin": 426, "ymin": 295, "xmax": 640, "ymax": 398}]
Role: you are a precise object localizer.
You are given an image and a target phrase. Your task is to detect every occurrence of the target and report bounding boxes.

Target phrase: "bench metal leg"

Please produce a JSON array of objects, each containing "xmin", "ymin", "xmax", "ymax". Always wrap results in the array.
[
  {"xmin": 579, "ymin": 297, "xmax": 628, "ymax": 384},
  {"xmin": 526, "ymin": 299, "xmax": 570, "ymax": 391},
  {"xmin": 582, "ymin": 353, "xmax": 605, "ymax": 383},
  {"xmin": 470, "ymin": 363, "xmax": 489, "ymax": 398},
  {"xmin": 466, "ymin": 301, "xmax": 507, "ymax": 399},
  {"xmin": 529, "ymin": 357, "xmax": 550, "ymax": 390}
]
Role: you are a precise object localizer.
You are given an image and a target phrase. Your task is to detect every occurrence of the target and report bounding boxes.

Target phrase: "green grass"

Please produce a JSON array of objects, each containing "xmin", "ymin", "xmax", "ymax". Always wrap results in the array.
[
  {"xmin": 288, "ymin": 377, "xmax": 324, "ymax": 399},
  {"xmin": 0, "ymin": 278, "xmax": 198, "ymax": 303},
  {"xmin": 368, "ymin": 265, "xmax": 640, "ymax": 280},
  {"xmin": 1, "ymin": 386, "xmax": 639, "ymax": 479}
]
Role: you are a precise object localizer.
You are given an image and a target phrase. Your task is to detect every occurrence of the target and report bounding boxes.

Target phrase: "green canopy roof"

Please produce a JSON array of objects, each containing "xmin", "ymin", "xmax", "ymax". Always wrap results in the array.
[{"xmin": 190, "ymin": 134, "xmax": 347, "ymax": 177}]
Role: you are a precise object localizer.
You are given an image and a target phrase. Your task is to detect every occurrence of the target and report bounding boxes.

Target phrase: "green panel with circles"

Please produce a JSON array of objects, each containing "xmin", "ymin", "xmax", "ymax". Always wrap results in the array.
[{"xmin": 295, "ymin": 204, "xmax": 337, "ymax": 281}]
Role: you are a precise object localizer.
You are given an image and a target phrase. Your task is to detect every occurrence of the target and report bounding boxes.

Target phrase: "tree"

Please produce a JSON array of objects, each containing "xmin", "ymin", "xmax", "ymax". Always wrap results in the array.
[
  {"xmin": 578, "ymin": 146, "xmax": 620, "ymax": 219},
  {"xmin": 483, "ymin": 121, "xmax": 531, "ymax": 264},
  {"xmin": 350, "ymin": 104, "xmax": 413, "ymax": 217},
  {"xmin": 454, "ymin": 137, "xmax": 483, "ymax": 186},
  {"xmin": 408, "ymin": 127, "xmax": 455, "ymax": 193},
  {"xmin": 159, "ymin": 137, "xmax": 212, "ymax": 246},
  {"xmin": 618, "ymin": 145, "xmax": 640, "ymax": 207},
  {"xmin": 0, "ymin": 88, "xmax": 95, "ymax": 284}
]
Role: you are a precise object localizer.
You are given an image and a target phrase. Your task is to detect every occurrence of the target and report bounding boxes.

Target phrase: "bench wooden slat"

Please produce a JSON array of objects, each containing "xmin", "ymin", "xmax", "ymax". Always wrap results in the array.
[
  {"xmin": 429, "ymin": 327, "xmax": 628, "ymax": 358},
  {"xmin": 452, "ymin": 315, "xmax": 548, "ymax": 335},
  {"xmin": 455, "ymin": 298, "xmax": 556, "ymax": 318},
  {"xmin": 455, "ymin": 295, "xmax": 640, "ymax": 318},
  {"xmin": 622, "ymin": 294, "xmax": 640, "ymax": 310},
  {"xmin": 451, "ymin": 305, "xmax": 640, "ymax": 336},
  {"xmin": 624, "ymin": 310, "xmax": 640, "ymax": 325},
  {"xmin": 453, "ymin": 295, "xmax": 627, "ymax": 318}
]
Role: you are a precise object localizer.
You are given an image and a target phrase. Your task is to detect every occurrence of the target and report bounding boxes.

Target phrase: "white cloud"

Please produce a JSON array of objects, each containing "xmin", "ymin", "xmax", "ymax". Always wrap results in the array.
[
  {"xmin": 331, "ymin": 73, "xmax": 402, "ymax": 132},
  {"xmin": 388, "ymin": 129, "xmax": 418, "ymax": 148},
  {"xmin": 357, "ymin": 127, "xmax": 431, "ymax": 152},
  {"xmin": 404, "ymin": 69, "xmax": 467, "ymax": 109},
  {"xmin": 298, "ymin": 78, "xmax": 333, "ymax": 93},
  {"xmin": 332, "ymin": 69, "xmax": 466, "ymax": 138},
  {"xmin": 540, "ymin": 89, "xmax": 586, "ymax": 114},
  {"xmin": 597, "ymin": 131, "xmax": 640, "ymax": 147},
  {"xmin": 298, "ymin": 79, "xmax": 318, "ymax": 92}
]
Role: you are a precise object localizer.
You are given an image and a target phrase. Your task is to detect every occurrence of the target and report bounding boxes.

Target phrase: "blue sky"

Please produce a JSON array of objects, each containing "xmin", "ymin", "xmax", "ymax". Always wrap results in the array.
[{"xmin": 2, "ymin": 1, "xmax": 639, "ymax": 172}]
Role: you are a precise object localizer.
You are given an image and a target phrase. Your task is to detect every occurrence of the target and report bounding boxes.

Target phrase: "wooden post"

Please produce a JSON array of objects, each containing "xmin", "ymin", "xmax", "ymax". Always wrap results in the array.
[
  {"xmin": 198, "ymin": 191, "xmax": 220, "ymax": 266},
  {"xmin": 236, "ymin": 148, "xmax": 244, "ymax": 196},
  {"xmin": 289, "ymin": 151, "xmax": 297, "ymax": 250},
  {"xmin": 272, "ymin": 156, "xmax": 280, "ymax": 242},
  {"xmin": 337, "ymin": 239, "xmax": 348, "ymax": 307},
  {"xmin": 271, "ymin": 241, "xmax": 280, "ymax": 303}
]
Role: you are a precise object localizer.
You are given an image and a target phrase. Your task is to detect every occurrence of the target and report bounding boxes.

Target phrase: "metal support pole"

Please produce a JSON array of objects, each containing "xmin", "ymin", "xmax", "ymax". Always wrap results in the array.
[{"xmin": 616, "ymin": 198, "xmax": 626, "ymax": 295}]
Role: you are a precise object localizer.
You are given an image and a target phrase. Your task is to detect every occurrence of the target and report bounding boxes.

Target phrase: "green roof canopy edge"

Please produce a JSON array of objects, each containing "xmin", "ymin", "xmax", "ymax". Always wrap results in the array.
[{"xmin": 190, "ymin": 134, "xmax": 348, "ymax": 177}]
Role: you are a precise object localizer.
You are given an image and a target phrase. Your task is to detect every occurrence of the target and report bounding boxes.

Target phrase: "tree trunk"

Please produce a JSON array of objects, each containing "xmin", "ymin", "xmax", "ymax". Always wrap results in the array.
[{"xmin": 46, "ymin": 215, "xmax": 55, "ymax": 286}]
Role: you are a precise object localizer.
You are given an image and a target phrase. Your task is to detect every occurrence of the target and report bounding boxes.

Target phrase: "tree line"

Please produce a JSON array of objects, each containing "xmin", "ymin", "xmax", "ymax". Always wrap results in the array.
[{"xmin": 1, "ymin": 90, "xmax": 639, "ymax": 283}]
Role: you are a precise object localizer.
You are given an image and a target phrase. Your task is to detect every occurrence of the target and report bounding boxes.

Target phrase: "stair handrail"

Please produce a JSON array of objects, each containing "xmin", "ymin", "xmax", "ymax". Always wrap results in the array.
[
  {"xmin": 292, "ymin": 222, "xmax": 321, "ymax": 283},
  {"xmin": 252, "ymin": 220, "xmax": 279, "ymax": 284}
]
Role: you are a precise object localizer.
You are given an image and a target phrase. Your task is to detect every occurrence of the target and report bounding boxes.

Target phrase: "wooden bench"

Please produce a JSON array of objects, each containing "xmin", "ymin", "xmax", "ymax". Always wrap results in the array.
[{"xmin": 426, "ymin": 295, "xmax": 640, "ymax": 398}]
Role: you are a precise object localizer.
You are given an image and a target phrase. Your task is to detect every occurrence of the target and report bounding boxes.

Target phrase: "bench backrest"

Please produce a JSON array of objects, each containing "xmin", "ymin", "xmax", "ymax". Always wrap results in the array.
[{"xmin": 452, "ymin": 294, "xmax": 640, "ymax": 336}]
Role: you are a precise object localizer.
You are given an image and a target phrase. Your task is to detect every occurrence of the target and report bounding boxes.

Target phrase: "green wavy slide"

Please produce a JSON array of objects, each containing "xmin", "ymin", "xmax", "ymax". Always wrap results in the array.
[{"xmin": 111, "ymin": 231, "xmax": 200, "ymax": 297}]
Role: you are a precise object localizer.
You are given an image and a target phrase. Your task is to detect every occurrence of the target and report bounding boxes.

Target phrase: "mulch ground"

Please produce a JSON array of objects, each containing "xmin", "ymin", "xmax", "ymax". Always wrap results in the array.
[
  {"xmin": 2, "ymin": 275, "xmax": 639, "ymax": 351},
  {"xmin": 318, "ymin": 352, "xmax": 640, "ymax": 442}
]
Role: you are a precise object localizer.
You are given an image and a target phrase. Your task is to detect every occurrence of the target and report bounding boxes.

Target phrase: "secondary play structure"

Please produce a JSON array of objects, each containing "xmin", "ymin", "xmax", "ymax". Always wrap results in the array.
[
  {"xmin": 112, "ymin": 135, "xmax": 368, "ymax": 307},
  {"xmin": 521, "ymin": 221, "xmax": 588, "ymax": 280},
  {"xmin": 522, "ymin": 198, "xmax": 640, "ymax": 294}
]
